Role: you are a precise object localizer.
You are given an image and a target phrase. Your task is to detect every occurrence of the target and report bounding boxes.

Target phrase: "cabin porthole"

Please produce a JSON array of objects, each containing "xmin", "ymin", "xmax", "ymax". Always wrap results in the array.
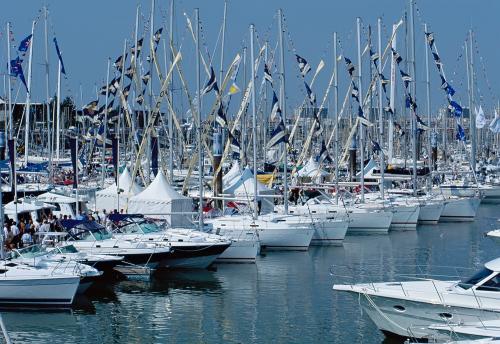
[
  {"xmin": 439, "ymin": 313, "xmax": 453, "ymax": 320},
  {"xmin": 393, "ymin": 305, "xmax": 406, "ymax": 312}
]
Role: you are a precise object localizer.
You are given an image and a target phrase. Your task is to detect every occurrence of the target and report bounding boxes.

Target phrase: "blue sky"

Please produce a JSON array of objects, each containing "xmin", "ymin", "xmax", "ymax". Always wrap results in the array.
[{"xmin": 1, "ymin": 0, "xmax": 499, "ymax": 118}]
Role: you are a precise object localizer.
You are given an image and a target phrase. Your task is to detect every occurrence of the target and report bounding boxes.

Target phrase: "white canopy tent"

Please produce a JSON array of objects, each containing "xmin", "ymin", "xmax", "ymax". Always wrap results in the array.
[
  {"xmin": 128, "ymin": 170, "xmax": 193, "ymax": 227},
  {"xmin": 297, "ymin": 156, "xmax": 329, "ymax": 181},
  {"xmin": 94, "ymin": 167, "xmax": 143, "ymax": 212},
  {"xmin": 223, "ymin": 167, "xmax": 275, "ymax": 213}
]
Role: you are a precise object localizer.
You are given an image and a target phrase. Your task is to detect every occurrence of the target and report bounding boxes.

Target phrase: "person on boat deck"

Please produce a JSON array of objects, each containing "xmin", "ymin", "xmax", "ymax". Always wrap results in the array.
[
  {"xmin": 39, "ymin": 220, "xmax": 50, "ymax": 233},
  {"xmin": 4, "ymin": 226, "xmax": 14, "ymax": 250},
  {"xmin": 21, "ymin": 230, "xmax": 32, "ymax": 247},
  {"xmin": 11, "ymin": 221, "xmax": 20, "ymax": 248}
]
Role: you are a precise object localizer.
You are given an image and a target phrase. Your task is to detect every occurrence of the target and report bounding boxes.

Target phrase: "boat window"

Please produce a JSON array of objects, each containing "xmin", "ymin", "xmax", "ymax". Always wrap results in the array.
[
  {"xmin": 93, "ymin": 230, "xmax": 113, "ymax": 240},
  {"xmin": 458, "ymin": 268, "xmax": 494, "ymax": 289},
  {"xmin": 139, "ymin": 222, "xmax": 161, "ymax": 234},
  {"xmin": 477, "ymin": 273, "xmax": 500, "ymax": 292},
  {"xmin": 16, "ymin": 245, "xmax": 46, "ymax": 258},
  {"xmin": 59, "ymin": 245, "xmax": 78, "ymax": 254}
]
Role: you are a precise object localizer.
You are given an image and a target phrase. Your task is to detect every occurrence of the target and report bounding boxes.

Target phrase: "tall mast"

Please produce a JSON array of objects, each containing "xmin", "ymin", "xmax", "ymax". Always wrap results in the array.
[
  {"xmin": 409, "ymin": 0, "xmax": 417, "ymax": 195},
  {"xmin": 6, "ymin": 22, "xmax": 12, "ymax": 141},
  {"xmin": 389, "ymin": 24, "xmax": 397, "ymax": 163},
  {"xmin": 219, "ymin": 0, "xmax": 227, "ymax": 85},
  {"xmin": 55, "ymin": 60, "xmax": 61, "ymax": 164},
  {"xmin": 377, "ymin": 18, "xmax": 385, "ymax": 199},
  {"xmin": 195, "ymin": 8, "xmax": 203, "ymax": 229},
  {"xmin": 101, "ymin": 58, "xmax": 111, "ymax": 187},
  {"xmin": 424, "ymin": 23, "xmax": 432, "ymax": 182},
  {"xmin": 44, "ymin": 6, "xmax": 52, "ymax": 180},
  {"xmin": 278, "ymin": 9, "xmax": 288, "ymax": 214},
  {"xmin": 250, "ymin": 23, "xmax": 258, "ymax": 219},
  {"xmin": 168, "ymin": 0, "xmax": 174, "ymax": 181},
  {"xmin": 24, "ymin": 20, "xmax": 35, "ymax": 166},
  {"xmin": 333, "ymin": 32, "xmax": 339, "ymax": 205},
  {"xmin": 148, "ymin": 0, "xmax": 155, "ymax": 180},
  {"xmin": 468, "ymin": 29, "xmax": 476, "ymax": 175},
  {"xmin": 117, "ymin": 40, "xmax": 127, "ymax": 212},
  {"xmin": 356, "ymin": 17, "xmax": 365, "ymax": 203}
]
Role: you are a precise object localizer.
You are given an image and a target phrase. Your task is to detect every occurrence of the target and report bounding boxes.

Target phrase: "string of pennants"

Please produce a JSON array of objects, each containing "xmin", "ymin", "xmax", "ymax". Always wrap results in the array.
[{"xmin": 424, "ymin": 32, "xmax": 466, "ymax": 141}]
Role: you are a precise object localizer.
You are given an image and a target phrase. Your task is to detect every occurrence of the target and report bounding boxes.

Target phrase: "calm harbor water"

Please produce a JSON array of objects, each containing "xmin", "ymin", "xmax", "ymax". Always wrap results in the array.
[{"xmin": 2, "ymin": 204, "xmax": 499, "ymax": 344}]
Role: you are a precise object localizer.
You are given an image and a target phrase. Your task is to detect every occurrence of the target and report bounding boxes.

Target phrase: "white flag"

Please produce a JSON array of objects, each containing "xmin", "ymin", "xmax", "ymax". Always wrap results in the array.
[{"xmin": 475, "ymin": 105, "xmax": 486, "ymax": 129}]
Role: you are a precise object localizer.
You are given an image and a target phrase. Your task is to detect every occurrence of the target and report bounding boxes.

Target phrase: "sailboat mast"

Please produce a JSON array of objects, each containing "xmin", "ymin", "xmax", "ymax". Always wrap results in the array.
[
  {"xmin": 424, "ymin": 23, "xmax": 432, "ymax": 181},
  {"xmin": 377, "ymin": 18, "xmax": 385, "ymax": 199},
  {"xmin": 195, "ymin": 8, "xmax": 203, "ymax": 228},
  {"xmin": 250, "ymin": 23, "xmax": 258, "ymax": 219},
  {"xmin": 101, "ymin": 58, "xmax": 111, "ymax": 187},
  {"xmin": 168, "ymin": 0, "xmax": 174, "ymax": 181},
  {"xmin": 55, "ymin": 59, "xmax": 62, "ymax": 165},
  {"xmin": 389, "ymin": 24, "xmax": 397, "ymax": 163},
  {"xmin": 44, "ymin": 7, "xmax": 52, "ymax": 180},
  {"xmin": 356, "ymin": 17, "xmax": 365, "ymax": 202},
  {"xmin": 117, "ymin": 39, "xmax": 127, "ymax": 212},
  {"xmin": 468, "ymin": 29, "xmax": 476, "ymax": 174},
  {"xmin": 409, "ymin": 0, "xmax": 417, "ymax": 195},
  {"xmin": 278, "ymin": 9, "xmax": 288, "ymax": 214},
  {"xmin": 24, "ymin": 21, "xmax": 35, "ymax": 166},
  {"xmin": 6, "ymin": 22, "xmax": 12, "ymax": 140},
  {"xmin": 333, "ymin": 31, "xmax": 339, "ymax": 205}
]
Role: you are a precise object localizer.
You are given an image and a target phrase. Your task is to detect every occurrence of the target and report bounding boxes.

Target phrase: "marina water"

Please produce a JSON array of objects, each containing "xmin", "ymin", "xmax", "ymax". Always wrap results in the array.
[{"xmin": 0, "ymin": 204, "xmax": 496, "ymax": 343}]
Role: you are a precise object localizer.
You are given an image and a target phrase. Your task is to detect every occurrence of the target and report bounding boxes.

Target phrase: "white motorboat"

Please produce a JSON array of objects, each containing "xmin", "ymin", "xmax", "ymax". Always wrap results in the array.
[
  {"xmin": 62, "ymin": 219, "xmax": 172, "ymax": 269},
  {"xmin": 8, "ymin": 245, "xmax": 102, "ymax": 294},
  {"xmin": 333, "ymin": 257, "xmax": 500, "ymax": 340},
  {"xmin": 108, "ymin": 214, "xmax": 232, "ymax": 269},
  {"xmin": 486, "ymin": 230, "xmax": 500, "ymax": 244},
  {"xmin": 0, "ymin": 261, "xmax": 80, "ymax": 307}
]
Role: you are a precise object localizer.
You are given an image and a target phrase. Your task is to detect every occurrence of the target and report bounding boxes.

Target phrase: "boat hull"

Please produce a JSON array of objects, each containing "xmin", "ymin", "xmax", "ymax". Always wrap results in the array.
[
  {"xmin": 389, "ymin": 205, "xmax": 420, "ymax": 230},
  {"xmin": 161, "ymin": 243, "xmax": 231, "ymax": 269},
  {"xmin": 259, "ymin": 227, "xmax": 314, "ymax": 251},
  {"xmin": 215, "ymin": 239, "xmax": 259, "ymax": 263},
  {"xmin": 440, "ymin": 197, "xmax": 481, "ymax": 222},
  {"xmin": 0, "ymin": 276, "xmax": 79, "ymax": 307},
  {"xmin": 418, "ymin": 202, "xmax": 444, "ymax": 224},
  {"xmin": 310, "ymin": 219, "xmax": 348, "ymax": 245},
  {"xmin": 346, "ymin": 212, "xmax": 392, "ymax": 234}
]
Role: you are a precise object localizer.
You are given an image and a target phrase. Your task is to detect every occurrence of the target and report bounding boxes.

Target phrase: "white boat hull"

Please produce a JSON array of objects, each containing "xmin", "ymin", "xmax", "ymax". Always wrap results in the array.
[
  {"xmin": 346, "ymin": 211, "xmax": 393, "ymax": 234},
  {"xmin": 389, "ymin": 204, "xmax": 420, "ymax": 230},
  {"xmin": 0, "ymin": 276, "xmax": 79, "ymax": 306},
  {"xmin": 310, "ymin": 219, "xmax": 348, "ymax": 245},
  {"xmin": 258, "ymin": 227, "xmax": 314, "ymax": 250},
  {"xmin": 418, "ymin": 202, "xmax": 444, "ymax": 224},
  {"xmin": 215, "ymin": 239, "xmax": 260, "ymax": 263},
  {"xmin": 440, "ymin": 197, "xmax": 481, "ymax": 222}
]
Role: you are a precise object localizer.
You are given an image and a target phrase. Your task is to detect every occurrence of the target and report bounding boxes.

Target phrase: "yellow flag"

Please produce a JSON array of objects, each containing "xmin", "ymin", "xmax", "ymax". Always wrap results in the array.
[{"xmin": 228, "ymin": 82, "xmax": 241, "ymax": 95}]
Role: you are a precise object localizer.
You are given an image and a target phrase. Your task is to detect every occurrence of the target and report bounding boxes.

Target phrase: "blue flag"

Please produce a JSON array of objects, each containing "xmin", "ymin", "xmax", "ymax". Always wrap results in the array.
[
  {"xmin": 18, "ymin": 34, "xmax": 32, "ymax": 53},
  {"xmin": 449, "ymin": 100, "xmax": 463, "ymax": 117},
  {"xmin": 9, "ymin": 57, "xmax": 28, "ymax": 92},
  {"xmin": 53, "ymin": 37, "xmax": 66, "ymax": 74}
]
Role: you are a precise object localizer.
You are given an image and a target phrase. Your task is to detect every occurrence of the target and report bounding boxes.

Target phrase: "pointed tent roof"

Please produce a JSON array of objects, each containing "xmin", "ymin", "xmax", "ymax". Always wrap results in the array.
[
  {"xmin": 222, "ymin": 160, "xmax": 241, "ymax": 186},
  {"xmin": 131, "ymin": 169, "xmax": 188, "ymax": 202},
  {"xmin": 298, "ymin": 156, "xmax": 328, "ymax": 177},
  {"xmin": 223, "ymin": 167, "xmax": 271, "ymax": 196},
  {"xmin": 97, "ymin": 167, "xmax": 143, "ymax": 196}
]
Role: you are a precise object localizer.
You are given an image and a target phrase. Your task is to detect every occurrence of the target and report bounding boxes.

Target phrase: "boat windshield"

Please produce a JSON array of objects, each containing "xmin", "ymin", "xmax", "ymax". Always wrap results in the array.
[
  {"xmin": 13, "ymin": 245, "xmax": 47, "ymax": 259},
  {"xmin": 80, "ymin": 230, "xmax": 112, "ymax": 241},
  {"xmin": 458, "ymin": 268, "xmax": 494, "ymax": 290},
  {"xmin": 477, "ymin": 272, "xmax": 500, "ymax": 292},
  {"xmin": 58, "ymin": 245, "xmax": 79, "ymax": 254},
  {"xmin": 120, "ymin": 221, "xmax": 161, "ymax": 234},
  {"xmin": 139, "ymin": 222, "xmax": 161, "ymax": 234}
]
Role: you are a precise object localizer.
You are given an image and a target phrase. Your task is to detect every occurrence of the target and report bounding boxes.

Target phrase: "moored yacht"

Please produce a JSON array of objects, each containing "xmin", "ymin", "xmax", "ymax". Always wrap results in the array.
[
  {"xmin": 108, "ymin": 214, "xmax": 232, "ymax": 269},
  {"xmin": 333, "ymin": 257, "xmax": 500, "ymax": 340}
]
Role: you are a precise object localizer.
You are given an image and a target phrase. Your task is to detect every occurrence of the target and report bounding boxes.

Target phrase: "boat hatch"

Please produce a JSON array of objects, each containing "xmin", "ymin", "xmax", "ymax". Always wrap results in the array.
[{"xmin": 393, "ymin": 305, "xmax": 406, "ymax": 312}]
